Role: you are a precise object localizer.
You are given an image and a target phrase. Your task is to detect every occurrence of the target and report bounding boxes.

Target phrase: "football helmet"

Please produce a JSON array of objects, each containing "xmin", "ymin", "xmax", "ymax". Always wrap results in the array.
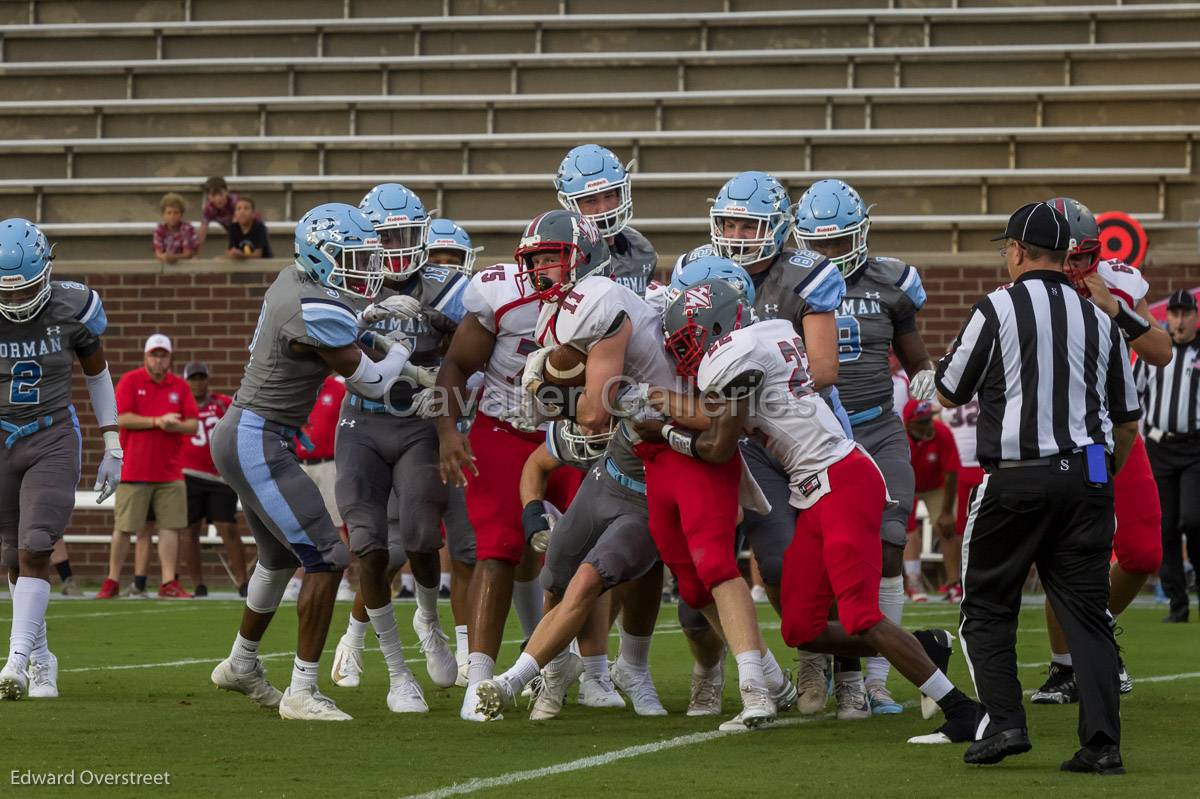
[
  {"xmin": 294, "ymin": 203, "xmax": 384, "ymax": 300},
  {"xmin": 663, "ymin": 278, "xmax": 754, "ymax": 378},
  {"xmin": 709, "ymin": 171, "xmax": 791, "ymax": 266},
  {"xmin": 358, "ymin": 183, "xmax": 429, "ymax": 280},
  {"xmin": 555, "ymin": 144, "xmax": 634, "ymax": 238},
  {"xmin": 1046, "ymin": 196, "xmax": 1101, "ymax": 295},
  {"xmin": 0, "ymin": 218, "xmax": 53, "ymax": 323},
  {"xmin": 515, "ymin": 210, "xmax": 612, "ymax": 303},
  {"xmin": 793, "ymin": 179, "xmax": 871, "ymax": 279},
  {"xmin": 552, "ymin": 419, "xmax": 614, "ymax": 463},
  {"xmin": 669, "ymin": 254, "xmax": 756, "ymax": 306},
  {"xmin": 425, "ymin": 218, "xmax": 482, "ymax": 276}
]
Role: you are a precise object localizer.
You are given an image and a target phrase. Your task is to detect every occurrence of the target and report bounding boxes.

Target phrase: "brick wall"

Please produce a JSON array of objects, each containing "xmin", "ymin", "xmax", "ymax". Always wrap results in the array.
[{"xmin": 49, "ymin": 257, "xmax": 1200, "ymax": 582}]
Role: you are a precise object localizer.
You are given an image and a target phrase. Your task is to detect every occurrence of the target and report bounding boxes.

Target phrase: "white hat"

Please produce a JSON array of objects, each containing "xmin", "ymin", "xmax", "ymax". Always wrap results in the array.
[{"xmin": 144, "ymin": 333, "xmax": 172, "ymax": 354}]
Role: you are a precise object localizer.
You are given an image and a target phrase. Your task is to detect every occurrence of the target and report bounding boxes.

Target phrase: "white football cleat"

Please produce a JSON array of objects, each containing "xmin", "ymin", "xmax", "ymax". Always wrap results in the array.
[
  {"xmin": 282, "ymin": 576, "xmax": 302, "ymax": 603},
  {"xmin": 610, "ymin": 658, "xmax": 667, "ymax": 716},
  {"xmin": 530, "ymin": 653, "xmax": 583, "ymax": 721},
  {"xmin": 211, "ymin": 657, "xmax": 283, "ymax": 708},
  {"xmin": 718, "ymin": 684, "xmax": 776, "ymax": 731},
  {"xmin": 27, "ymin": 652, "xmax": 59, "ymax": 699},
  {"xmin": 772, "ymin": 671, "xmax": 798, "ymax": 713},
  {"xmin": 835, "ymin": 675, "xmax": 870, "ymax": 721},
  {"xmin": 473, "ymin": 678, "xmax": 515, "ymax": 721},
  {"xmin": 0, "ymin": 661, "xmax": 29, "ymax": 701},
  {"xmin": 412, "ymin": 611, "xmax": 458, "ymax": 689},
  {"xmin": 386, "ymin": 672, "xmax": 429, "ymax": 713},
  {"xmin": 794, "ymin": 651, "xmax": 831, "ymax": 715},
  {"xmin": 331, "ymin": 635, "xmax": 364, "ymax": 688},
  {"xmin": 687, "ymin": 661, "xmax": 724, "ymax": 717},
  {"xmin": 278, "ymin": 686, "xmax": 352, "ymax": 721},
  {"xmin": 578, "ymin": 671, "xmax": 625, "ymax": 709},
  {"xmin": 461, "ymin": 682, "xmax": 503, "ymax": 722},
  {"xmin": 455, "ymin": 661, "xmax": 469, "ymax": 688},
  {"xmin": 336, "ymin": 579, "xmax": 355, "ymax": 603}
]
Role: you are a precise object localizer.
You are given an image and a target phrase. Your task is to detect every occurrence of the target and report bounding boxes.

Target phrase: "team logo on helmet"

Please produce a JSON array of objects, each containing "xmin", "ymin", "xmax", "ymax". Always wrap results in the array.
[{"xmin": 684, "ymin": 285, "xmax": 713, "ymax": 312}]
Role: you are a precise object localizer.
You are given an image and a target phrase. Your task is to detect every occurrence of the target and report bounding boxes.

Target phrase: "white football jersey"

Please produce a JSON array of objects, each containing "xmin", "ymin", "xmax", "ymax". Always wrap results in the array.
[
  {"xmin": 1097, "ymin": 258, "xmax": 1149, "ymax": 308},
  {"xmin": 463, "ymin": 262, "xmax": 542, "ymax": 419},
  {"xmin": 697, "ymin": 319, "xmax": 855, "ymax": 509},
  {"xmin": 535, "ymin": 275, "xmax": 676, "ymax": 388},
  {"xmin": 940, "ymin": 400, "xmax": 981, "ymax": 468}
]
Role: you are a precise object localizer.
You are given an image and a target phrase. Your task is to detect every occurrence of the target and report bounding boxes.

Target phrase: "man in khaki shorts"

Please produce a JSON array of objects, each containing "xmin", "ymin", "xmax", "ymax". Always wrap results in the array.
[{"xmin": 96, "ymin": 334, "xmax": 199, "ymax": 599}]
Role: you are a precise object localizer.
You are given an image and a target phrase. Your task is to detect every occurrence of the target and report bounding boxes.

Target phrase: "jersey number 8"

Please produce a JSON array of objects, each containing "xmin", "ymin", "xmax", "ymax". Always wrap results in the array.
[{"xmin": 835, "ymin": 316, "xmax": 862, "ymax": 363}]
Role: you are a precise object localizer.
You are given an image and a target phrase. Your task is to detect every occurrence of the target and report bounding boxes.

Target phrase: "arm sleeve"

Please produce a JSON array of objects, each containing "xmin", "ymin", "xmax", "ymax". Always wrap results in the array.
[
  {"xmin": 298, "ymin": 298, "xmax": 359, "ymax": 348},
  {"xmin": 1106, "ymin": 325, "xmax": 1143, "ymax": 424},
  {"xmin": 935, "ymin": 301, "xmax": 996, "ymax": 406}
]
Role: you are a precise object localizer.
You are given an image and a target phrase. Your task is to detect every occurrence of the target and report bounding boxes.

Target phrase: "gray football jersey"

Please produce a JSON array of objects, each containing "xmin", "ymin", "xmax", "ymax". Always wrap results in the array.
[
  {"xmin": 608, "ymin": 226, "xmax": 658, "ymax": 296},
  {"xmin": 235, "ymin": 266, "xmax": 367, "ymax": 429},
  {"xmin": 345, "ymin": 264, "xmax": 469, "ymax": 414},
  {"xmin": 546, "ymin": 419, "xmax": 645, "ymax": 482},
  {"xmin": 835, "ymin": 256, "xmax": 927, "ymax": 417},
  {"xmin": 0, "ymin": 281, "xmax": 106, "ymax": 424}
]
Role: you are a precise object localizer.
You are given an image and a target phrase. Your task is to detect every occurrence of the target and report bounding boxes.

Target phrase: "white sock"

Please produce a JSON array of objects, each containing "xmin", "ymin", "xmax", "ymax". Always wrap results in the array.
[
  {"xmin": 903, "ymin": 560, "xmax": 922, "ymax": 580},
  {"xmin": 618, "ymin": 626, "xmax": 652, "ymax": 671},
  {"xmin": 31, "ymin": 620, "xmax": 49, "ymax": 662},
  {"xmin": 919, "ymin": 669, "xmax": 954, "ymax": 702},
  {"xmin": 7, "ymin": 577, "xmax": 50, "ymax": 673},
  {"xmin": 512, "ymin": 578, "xmax": 544, "ymax": 640},
  {"xmin": 345, "ymin": 615, "xmax": 369, "ymax": 647},
  {"xmin": 291, "ymin": 657, "xmax": 319, "ymax": 692},
  {"xmin": 467, "ymin": 652, "xmax": 494, "ymax": 686},
  {"xmin": 568, "ymin": 638, "xmax": 582, "ymax": 657},
  {"xmin": 866, "ymin": 576, "xmax": 904, "ymax": 685},
  {"xmin": 366, "ymin": 603, "xmax": 410, "ymax": 681},
  {"xmin": 230, "ymin": 633, "xmax": 260, "ymax": 674},
  {"xmin": 415, "ymin": 582, "xmax": 439, "ymax": 619},
  {"xmin": 499, "ymin": 652, "xmax": 542, "ymax": 696},
  {"xmin": 693, "ymin": 658, "xmax": 722, "ymax": 679},
  {"xmin": 455, "ymin": 624, "xmax": 469, "ymax": 666},
  {"xmin": 400, "ymin": 573, "xmax": 415, "ymax": 592},
  {"xmin": 734, "ymin": 650, "xmax": 765, "ymax": 690},
  {"xmin": 6, "ymin": 577, "xmax": 14, "ymax": 598},
  {"xmin": 761, "ymin": 648, "xmax": 787, "ymax": 693},
  {"xmin": 1051, "ymin": 652, "xmax": 1073, "ymax": 667},
  {"xmin": 582, "ymin": 654, "xmax": 608, "ymax": 680},
  {"xmin": 440, "ymin": 572, "xmax": 451, "ymax": 591}
]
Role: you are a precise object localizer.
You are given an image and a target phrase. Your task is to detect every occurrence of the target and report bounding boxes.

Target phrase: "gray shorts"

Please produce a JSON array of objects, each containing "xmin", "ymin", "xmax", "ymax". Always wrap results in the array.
[
  {"xmin": 850, "ymin": 412, "xmax": 914, "ymax": 548},
  {"xmin": 0, "ymin": 407, "xmax": 80, "ymax": 567},
  {"xmin": 335, "ymin": 410, "xmax": 447, "ymax": 559},
  {"xmin": 737, "ymin": 437, "xmax": 797, "ymax": 587},
  {"xmin": 540, "ymin": 460, "xmax": 657, "ymax": 596},
  {"xmin": 385, "ymin": 485, "xmax": 476, "ymax": 568},
  {"xmin": 210, "ymin": 406, "xmax": 347, "ymax": 573}
]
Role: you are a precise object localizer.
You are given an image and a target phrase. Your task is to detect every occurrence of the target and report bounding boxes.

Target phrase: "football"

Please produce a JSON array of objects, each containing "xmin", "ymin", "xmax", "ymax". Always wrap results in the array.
[{"xmin": 543, "ymin": 345, "xmax": 588, "ymax": 387}]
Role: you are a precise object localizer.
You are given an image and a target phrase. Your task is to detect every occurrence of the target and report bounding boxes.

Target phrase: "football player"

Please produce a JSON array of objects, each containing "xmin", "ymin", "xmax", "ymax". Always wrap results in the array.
[
  {"xmin": 208, "ymin": 203, "xmax": 414, "ymax": 721},
  {"xmin": 555, "ymin": 144, "xmax": 657, "ymax": 295},
  {"xmin": 515, "ymin": 212, "xmax": 784, "ymax": 731},
  {"xmin": 659, "ymin": 277, "xmax": 981, "ymax": 744},
  {"xmin": 0, "ymin": 219, "xmax": 121, "ymax": 701},
  {"xmin": 1031, "ymin": 197, "xmax": 1170, "ymax": 704},
  {"xmin": 327, "ymin": 184, "xmax": 467, "ymax": 712},
  {"xmin": 793, "ymin": 178, "xmax": 933, "ymax": 718},
  {"xmin": 434, "ymin": 215, "xmax": 585, "ymax": 722}
]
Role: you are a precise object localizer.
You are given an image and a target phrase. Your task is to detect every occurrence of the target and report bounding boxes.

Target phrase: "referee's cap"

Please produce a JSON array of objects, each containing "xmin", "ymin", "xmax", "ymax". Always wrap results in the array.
[
  {"xmin": 991, "ymin": 201, "xmax": 1072, "ymax": 251},
  {"xmin": 1166, "ymin": 290, "xmax": 1197, "ymax": 312}
]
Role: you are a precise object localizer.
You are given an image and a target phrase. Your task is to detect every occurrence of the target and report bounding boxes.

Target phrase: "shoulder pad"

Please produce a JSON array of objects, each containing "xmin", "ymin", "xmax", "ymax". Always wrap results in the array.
[
  {"xmin": 550, "ymin": 277, "xmax": 628, "ymax": 349},
  {"xmin": 1097, "ymin": 259, "xmax": 1149, "ymax": 306},
  {"xmin": 50, "ymin": 281, "xmax": 107, "ymax": 337},
  {"xmin": 892, "ymin": 262, "xmax": 927, "ymax": 311},
  {"xmin": 783, "ymin": 253, "xmax": 845, "ymax": 314},
  {"xmin": 464, "ymin": 263, "xmax": 524, "ymax": 331},
  {"xmin": 697, "ymin": 329, "xmax": 765, "ymax": 397},
  {"xmin": 420, "ymin": 267, "xmax": 468, "ymax": 324},
  {"xmin": 299, "ymin": 296, "xmax": 358, "ymax": 348}
]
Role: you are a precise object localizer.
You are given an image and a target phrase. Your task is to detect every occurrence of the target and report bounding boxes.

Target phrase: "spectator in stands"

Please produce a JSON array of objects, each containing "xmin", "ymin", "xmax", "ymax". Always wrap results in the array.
[
  {"xmin": 223, "ymin": 196, "xmax": 272, "ymax": 259},
  {"xmin": 197, "ymin": 176, "xmax": 242, "ymax": 246},
  {"xmin": 901, "ymin": 399, "xmax": 961, "ymax": 603},
  {"xmin": 153, "ymin": 193, "xmax": 197, "ymax": 264},
  {"xmin": 96, "ymin": 334, "xmax": 199, "ymax": 600},
  {"xmin": 179, "ymin": 362, "xmax": 248, "ymax": 598}
]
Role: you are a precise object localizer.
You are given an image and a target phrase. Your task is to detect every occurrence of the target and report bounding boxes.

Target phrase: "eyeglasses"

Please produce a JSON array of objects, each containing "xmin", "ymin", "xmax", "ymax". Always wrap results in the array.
[{"xmin": 999, "ymin": 239, "xmax": 1026, "ymax": 258}]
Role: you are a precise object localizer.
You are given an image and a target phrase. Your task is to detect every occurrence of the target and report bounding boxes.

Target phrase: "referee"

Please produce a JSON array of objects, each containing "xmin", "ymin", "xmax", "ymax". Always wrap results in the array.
[
  {"xmin": 935, "ymin": 201, "xmax": 1140, "ymax": 774},
  {"xmin": 1135, "ymin": 289, "xmax": 1200, "ymax": 623}
]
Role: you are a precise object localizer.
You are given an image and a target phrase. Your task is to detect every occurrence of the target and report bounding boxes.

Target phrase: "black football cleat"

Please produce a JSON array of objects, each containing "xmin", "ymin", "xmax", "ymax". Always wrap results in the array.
[
  {"xmin": 1031, "ymin": 663, "xmax": 1078, "ymax": 705},
  {"xmin": 1060, "ymin": 746, "xmax": 1125, "ymax": 775},
  {"xmin": 964, "ymin": 728, "xmax": 1032, "ymax": 765}
]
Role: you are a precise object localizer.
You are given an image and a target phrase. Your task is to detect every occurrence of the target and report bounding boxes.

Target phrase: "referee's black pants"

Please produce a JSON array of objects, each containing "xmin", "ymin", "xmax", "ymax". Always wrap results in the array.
[
  {"xmin": 1146, "ymin": 437, "xmax": 1200, "ymax": 617},
  {"xmin": 960, "ymin": 455, "xmax": 1120, "ymax": 749}
]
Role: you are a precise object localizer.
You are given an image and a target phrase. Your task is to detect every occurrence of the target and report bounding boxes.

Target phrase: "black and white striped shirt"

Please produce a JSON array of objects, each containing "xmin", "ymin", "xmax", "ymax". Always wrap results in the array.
[
  {"xmin": 935, "ymin": 270, "xmax": 1141, "ymax": 465},
  {"xmin": 1133, "ymin": 337, "xmax": 1200, "ymax": 434}
]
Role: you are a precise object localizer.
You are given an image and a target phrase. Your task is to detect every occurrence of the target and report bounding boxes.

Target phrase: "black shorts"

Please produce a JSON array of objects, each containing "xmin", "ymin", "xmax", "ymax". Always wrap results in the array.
[{"xmin": 186, "ymin": 474, "xmax": 239, "ymax": 526}]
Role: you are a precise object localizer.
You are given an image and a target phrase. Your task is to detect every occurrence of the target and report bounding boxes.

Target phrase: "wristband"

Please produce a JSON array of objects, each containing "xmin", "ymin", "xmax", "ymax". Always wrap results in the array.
[
  {"xmin": 522, "ymin": 500, "xmax": 551, "ymax": 541},
  {"xmin": 1113, "ymin": 300, "xmax": 1151, "ymax": 341},
  {"xmin": 662, "ymin": 423, "xmax": 699, "ymax": 458},
  {"xmin": 102, "ymin": 430, "xmax": 122, "ymax": 452}
]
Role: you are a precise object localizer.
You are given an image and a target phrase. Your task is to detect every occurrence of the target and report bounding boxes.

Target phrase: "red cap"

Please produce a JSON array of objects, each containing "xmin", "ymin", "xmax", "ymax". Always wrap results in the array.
[{"xmin": 903, "ymin": 398, "xmax": 935, "ymax": 423}]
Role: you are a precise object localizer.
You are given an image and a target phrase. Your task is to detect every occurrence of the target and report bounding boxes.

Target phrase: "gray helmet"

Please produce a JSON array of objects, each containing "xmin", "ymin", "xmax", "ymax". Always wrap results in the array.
[
  {"xmin": 663, "ymin": 278, "xmax": 754, "ymax": 377},
  {"xmin": 515, "ymin": 209, "xmax": 612, "ymax": 302},
  {"xmin": 1046, "ymin": 197, "xmax": 1101, "ymax": 294}
]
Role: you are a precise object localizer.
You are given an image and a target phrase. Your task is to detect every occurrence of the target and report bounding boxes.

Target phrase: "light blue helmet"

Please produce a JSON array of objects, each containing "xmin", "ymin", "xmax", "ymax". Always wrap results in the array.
[
  {"xmin": 669, "ymin": 254, "xmax": 756, "ymax": 307},
  {"xmin": 793, "ymin": 179, "xmax": 871, "ymax": 278},
  {"xmin": 709, "ymin": 171, "xmax": 791, "ymax": 266},
  {"xmin": 358, "ymin": 183, "xmax": 429, "ymax": 280},
  {"xmin": 0, "ymin": 218, "xmax": 54, "ymax": 323},
  {"xmin": 555, "ymin": 144, "xmax": 633, "ymax": 238},
  {"xmin": 294, "ymin": 202, "xmax": 384, "ymax": 300},
  {"xmin": 425, "ymin": 218, "xmax": 482, "ymax": 276}
]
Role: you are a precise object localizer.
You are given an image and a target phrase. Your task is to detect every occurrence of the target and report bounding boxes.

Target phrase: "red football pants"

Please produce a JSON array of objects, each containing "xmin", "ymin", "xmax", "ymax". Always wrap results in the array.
[
  {"xmin": 1112, "ymin": 434, "xmax": 1162, "ymax": 574},
  {"xmin": 955, "ymin": 466, "xmax": 986, "ymax": 536}
]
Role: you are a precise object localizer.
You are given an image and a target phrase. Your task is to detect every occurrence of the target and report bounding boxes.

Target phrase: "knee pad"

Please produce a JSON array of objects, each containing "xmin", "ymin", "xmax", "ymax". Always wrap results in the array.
[
  {"xmin": 387, "ymin": 542, "xmax": 408, "ymax": 572},
  {"xmin": 676, "ymin": 600, "xmax": 712, "ymax": 635},
  {"xmin": 322, "ymin": 540, "xmax": 351, "ymax": 573},
  {"xmin": 246, "ymin": 563, "xmax": 295, "ymax": 614}
]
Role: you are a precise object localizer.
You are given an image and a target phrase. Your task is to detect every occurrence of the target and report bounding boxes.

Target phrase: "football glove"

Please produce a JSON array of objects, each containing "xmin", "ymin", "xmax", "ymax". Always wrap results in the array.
[
  {"xmin": 360, "ymin": 294, "xmax": 422, "ymax": 326},
  {"xmin": 614, "ymin": 382, "xmax": 665, "ymax": 424},
  {"xmin": 522, "ymin": 500, "xmax": 555, "ymax": 553},
  {"xmin": 520, "ymin": 346, "xmax": 555, "ymax": 396},
  {"xmin": 909, "ymin": 369, "xmax": 937, "ymax": 403},
  {"xmin": 95, "ymin": 447, "xmax": 123, "ymax": 504}
]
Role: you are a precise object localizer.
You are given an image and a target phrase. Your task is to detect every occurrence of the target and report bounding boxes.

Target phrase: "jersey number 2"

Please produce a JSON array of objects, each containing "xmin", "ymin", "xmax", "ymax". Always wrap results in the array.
[
  {"xmin": 10, "ymin": 360, "xmax": 42, "ymax": 405},
  {"xmin": 776, "ymin": 338, "xmax": 809, "ymax": 397}
]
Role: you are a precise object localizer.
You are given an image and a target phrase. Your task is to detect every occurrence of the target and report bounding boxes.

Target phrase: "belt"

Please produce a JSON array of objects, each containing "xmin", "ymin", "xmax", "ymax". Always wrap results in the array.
[
  {"xmin": 347, "ymin": 393, "xmax": 412, "ymax": 415},
  {"xmin": 0, "ymin": 414, "xmax": 53, "ymax": 449},
  {"xmin": 1146, "ymin": 427, "xmax": 1200, "ymax": 444},
  {"xmin": 989, "ymin": 447, "xmax": 1110, "ymax": 471},
  {"xmin": 605, "ymin": 457, "xmax": 646, "ymax": 495},
  {"xmin": 846, "ymin": 406, "xmax": 883, "ymax": 426}
]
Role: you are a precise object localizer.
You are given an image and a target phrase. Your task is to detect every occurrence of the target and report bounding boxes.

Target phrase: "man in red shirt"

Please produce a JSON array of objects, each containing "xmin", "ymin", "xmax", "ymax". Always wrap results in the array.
[
  {"xmin": 96, "ymin": 335, "xmax": 199, "ymax": 599},
  {"xmin": 179, "ymin": 362, "xmax": 247, "ymax": 598},
  {"xmin": 901, "ymin": 399, "xmax": 961, "ymax": 602}
]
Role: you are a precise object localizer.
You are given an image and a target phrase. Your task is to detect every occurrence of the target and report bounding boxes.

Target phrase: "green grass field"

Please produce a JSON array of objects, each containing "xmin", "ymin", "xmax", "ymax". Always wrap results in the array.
[{"xmin": 1, "ymin": 597, "xmax": 1196, "ymax": 798}]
